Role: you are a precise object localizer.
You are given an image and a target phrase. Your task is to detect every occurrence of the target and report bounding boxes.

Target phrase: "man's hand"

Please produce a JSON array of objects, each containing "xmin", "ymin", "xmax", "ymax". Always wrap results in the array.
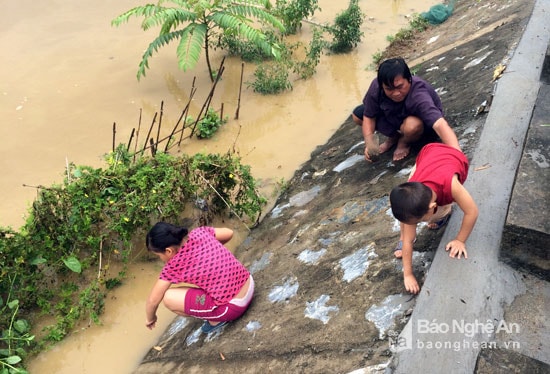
[
  {"xmin": 364, "ymin": 146, "xmax": 376, "ymax": 162},
  {"xmin": 404, "ymin": 274, "xmax": 420, "ymax": 294},
  {"xmin": 445, "ymin": 239, "xmax": 468, "ymax": 259},
  {"xmin": 364, "ymin": 133, "xmax": 380, "ymax": 162}
]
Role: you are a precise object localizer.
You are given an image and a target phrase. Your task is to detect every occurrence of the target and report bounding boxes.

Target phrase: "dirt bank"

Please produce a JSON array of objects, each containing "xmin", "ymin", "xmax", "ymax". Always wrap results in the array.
[{"xmin": 134, "ymin": 1, "xmax": 536, "ymax": 372}]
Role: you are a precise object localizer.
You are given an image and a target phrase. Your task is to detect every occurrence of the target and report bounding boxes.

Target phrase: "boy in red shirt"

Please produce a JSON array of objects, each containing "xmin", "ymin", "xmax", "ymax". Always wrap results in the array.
[{"xmin": 389, "ymin": 143, "xmax": 478, "ymax": 294}]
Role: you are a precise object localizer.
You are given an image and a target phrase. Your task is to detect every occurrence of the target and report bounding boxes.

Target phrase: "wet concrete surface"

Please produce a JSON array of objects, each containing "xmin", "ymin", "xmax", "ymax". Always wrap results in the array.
[
  {"xmin": 133, "ymin": 0, "xmax": 549, "ymax": 372},
  {"xmin": 501, "ymin": 45, "xmax": 550, "ymax": 281}
]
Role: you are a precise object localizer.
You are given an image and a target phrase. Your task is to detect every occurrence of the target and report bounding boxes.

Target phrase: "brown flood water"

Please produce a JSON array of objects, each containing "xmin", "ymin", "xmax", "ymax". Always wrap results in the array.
[{"xmin": 0, "ymin": 0, "xmax": 436, "ymax": 372}]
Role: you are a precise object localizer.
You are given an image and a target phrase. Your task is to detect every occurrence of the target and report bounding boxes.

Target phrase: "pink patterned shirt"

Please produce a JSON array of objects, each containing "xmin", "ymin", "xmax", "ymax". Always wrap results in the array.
[{"xmin": 159, "ymin": 226, "xmax": 250, "ymax": 305}]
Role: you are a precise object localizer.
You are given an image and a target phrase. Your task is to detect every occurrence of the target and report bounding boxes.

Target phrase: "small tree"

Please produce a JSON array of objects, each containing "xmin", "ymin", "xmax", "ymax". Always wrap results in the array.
[
  {"xmin": 327, "ymin": 0, "xmax": 364, "ymax": 53},
  {"xmin": 112, "ymin": 0, "xmax": 286, "ymax": 82},
  {"xmin": 274, "ymin": 0, "xmax": 320, "ymax": 35}
]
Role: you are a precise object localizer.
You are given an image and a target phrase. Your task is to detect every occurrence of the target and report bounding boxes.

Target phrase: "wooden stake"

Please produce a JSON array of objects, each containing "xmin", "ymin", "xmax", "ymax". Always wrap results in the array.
[
  {"xmin": 112, "ymin": 122, "xmax": 116, "ymax": 152},
  {"xmin": 235, "ymin": 62, "xmax": 244, "ymax": 119}
]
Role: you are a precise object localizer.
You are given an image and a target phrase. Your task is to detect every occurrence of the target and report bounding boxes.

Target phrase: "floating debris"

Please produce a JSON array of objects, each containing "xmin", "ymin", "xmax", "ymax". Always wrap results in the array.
[
  {"xmin": 338, "ymin": 244, "xmax": 378, "ymax": 282},
  {"xmin": 305, "ymin": 294, "xmax": 339, "ymax": 324}
]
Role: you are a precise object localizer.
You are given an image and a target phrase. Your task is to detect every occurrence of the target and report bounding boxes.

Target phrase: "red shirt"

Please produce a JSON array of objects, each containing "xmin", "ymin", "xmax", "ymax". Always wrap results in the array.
[{"xmin": 409, "ymin": 143, "xmax": 469, "ymax": 206}]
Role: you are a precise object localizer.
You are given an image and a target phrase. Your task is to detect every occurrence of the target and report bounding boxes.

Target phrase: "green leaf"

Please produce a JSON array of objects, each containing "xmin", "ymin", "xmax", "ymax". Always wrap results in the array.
[
  {"xmin": 13, "ymin": 319, "xmax": 30, "ymax": 334},
  {"xmin": 176, "ymin": 24, "xmax": 207, "ymax": 71},
  {"xmin": 63, "ymin": 256, "xmax": 82, "ymax": 273},
  {"xmin": 72, "ymin": 168, "xmax": 83, "ymax": 178},
  {"xmin": 7, "ymin": 299, "xmax": 19, "ymax": 310},
  {"xmin": 30, "ymin": 256, "xmax": 47, "ymax": 265},
  {"xmin": 5, "ymin": 355, "xmax": 22, "ymax": 365}
]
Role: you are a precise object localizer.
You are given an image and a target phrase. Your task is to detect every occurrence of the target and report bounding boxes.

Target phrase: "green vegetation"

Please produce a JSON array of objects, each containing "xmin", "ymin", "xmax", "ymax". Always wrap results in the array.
[
  {"xmin": 373, "ymin": 13, "xmax": 430, "ymax": 65},
  {"xmin": 293, "ymin": 27, "xmax": 327, "ymax": 80},
  {"xmin": 248, "ymin": 60, "xmax": 293, "ymax": 94},
  {"xmin": 386, "ymin": 13, "xmax": 430, "ymax": 44},
  {"xmin": 0, "ymin": 146, "xmax": 266, "ymax": 372},
  {"xmin": 194, "ymin": 108, "xmax": 228, "ymax": 139},
  {"xmin": 112, "ymin": 0, "xmax": 285, "ymax": 82},
  {"xmin": 273, "ymin": 0, "xmax": 321, "ymax": 35},
  {"xmin": 248, "ymin": 0, "xmax": 362, "ymax": 93},
  {"xmin": 219, "ymin": 30, "xmax": 285, "ymax": 63},
  {"xmin": 113, "ymin": 0, "xmax": 365, "ymax": 93},
  {"xmin": 327, "ymin": 0, "xmax": 364, "ymax": 53}
]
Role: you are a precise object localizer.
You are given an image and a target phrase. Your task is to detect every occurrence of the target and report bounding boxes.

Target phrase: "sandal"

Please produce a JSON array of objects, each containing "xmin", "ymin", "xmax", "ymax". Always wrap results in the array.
[
  {"xmin": 394, "ymin": 238, "xmax": 416, "ymax": 259},
  {"xmin": 428, "ymin": 212, "xmax": 451, "ymax": 230},
  {"xmin": 394, "ymin": 240, "xmax": 404, "ymax": 259},
  {"xmin": 201, "ymin": 321, "xmax": 228, "ymax": 334}
]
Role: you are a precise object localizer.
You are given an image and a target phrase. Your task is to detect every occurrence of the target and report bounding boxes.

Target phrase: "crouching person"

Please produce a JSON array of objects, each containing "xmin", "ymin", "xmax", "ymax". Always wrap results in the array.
[
  {"xmin": 389, "ymin": 143, "xmax": 478, "ymax": 294},
  {"xmin": 144, "ymin": 222, "xmax": 254, "ymax": 334}
]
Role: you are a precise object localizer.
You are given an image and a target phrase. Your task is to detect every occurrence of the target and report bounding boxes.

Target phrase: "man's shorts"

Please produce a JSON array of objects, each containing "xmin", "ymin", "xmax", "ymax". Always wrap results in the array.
[
  {"xmin": 352, "ymin": 104, "xmax": 400, "ymax": 138},
  {"xmin": 183, "ymin": 276, "xmax": 255, "ymax": 322},
  {"xmin": 352, "ymin": 104, "xmax": 439, "ymax": 140}
]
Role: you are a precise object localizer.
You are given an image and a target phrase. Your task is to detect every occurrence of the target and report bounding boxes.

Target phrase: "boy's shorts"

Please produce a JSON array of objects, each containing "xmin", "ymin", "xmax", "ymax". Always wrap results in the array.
[{"xmin": 183, "ymin": 276, "xmax": 254, "ymax": 322}]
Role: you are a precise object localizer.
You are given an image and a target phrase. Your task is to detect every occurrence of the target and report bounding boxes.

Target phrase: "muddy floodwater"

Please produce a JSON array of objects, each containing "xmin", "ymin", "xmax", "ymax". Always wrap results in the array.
[{"xmin": 0, "ymin": 0, "xmax": 437, "ymax": 372}]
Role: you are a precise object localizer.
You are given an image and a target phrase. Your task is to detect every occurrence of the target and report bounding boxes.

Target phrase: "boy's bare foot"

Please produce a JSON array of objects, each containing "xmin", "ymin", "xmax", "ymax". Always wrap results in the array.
[
  {"xmin": 379, "ymin": 137, "xmax": 398, "ymax": 154},
  {"xmin": 393, "ymin": 141, "xmax": 411, "ymax": 161}
]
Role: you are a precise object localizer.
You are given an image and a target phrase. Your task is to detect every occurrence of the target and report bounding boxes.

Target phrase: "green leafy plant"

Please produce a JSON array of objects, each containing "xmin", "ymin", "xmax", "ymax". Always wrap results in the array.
[
  {"xmin": 327, "ymin": 0, "xmax": 364, "ymax": 53},
  {"xmin": 196, "ymin": 108, "xmax": 228, "ymax": 139},
  {"xmin": 112, "ymin": 0, "xmax": 286, "ymax": 82},
  {"xmin": 0, "ymin": 276, "xmax": 34, "ymax": 374},
  {"xmin": 386, "ymin": 14, "xmax": 430, "ymax": 44},
  {"xmin": 218, "ymin": 29, "xmax": 287, "ymax": 63},
  {"xmin": 248, "ymin": 61, "xmax": 293, "ymax": 94},
  {"xmin": 273, "ymin": 0, "xmax": 321, "ymax": 35},
  {"xmin": 293, "ymin": 27, "xmax": 327, "ymax": 79}
]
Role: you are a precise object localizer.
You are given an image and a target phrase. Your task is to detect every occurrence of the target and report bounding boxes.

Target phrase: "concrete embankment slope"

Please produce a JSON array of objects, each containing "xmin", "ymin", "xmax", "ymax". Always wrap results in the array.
[{"xmin": 391, "ymin": 0, "xmax": 550, "ymax": 372}]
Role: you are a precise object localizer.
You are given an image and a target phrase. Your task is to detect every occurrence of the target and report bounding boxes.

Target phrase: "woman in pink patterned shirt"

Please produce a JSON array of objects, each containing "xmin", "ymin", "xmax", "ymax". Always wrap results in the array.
[{"xmin": 144, "ymin": 222, "xmax": 254, "ymax": 334}]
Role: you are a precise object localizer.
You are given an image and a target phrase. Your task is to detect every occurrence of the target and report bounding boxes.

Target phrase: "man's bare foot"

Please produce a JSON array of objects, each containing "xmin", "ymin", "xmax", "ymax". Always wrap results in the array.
[
  {"xmin": 393, "ymin": 141, "xmax": 411, "ymax": 161},
  {"xmin": 379, "ymin": 137, "xmax": 398, "ymax": 154}
]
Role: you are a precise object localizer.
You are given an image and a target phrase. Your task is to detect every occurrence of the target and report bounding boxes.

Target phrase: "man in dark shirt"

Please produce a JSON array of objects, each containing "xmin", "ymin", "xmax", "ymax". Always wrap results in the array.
[{"xmin": 352, "ymin": 58, "xmax": 460, "ymax": 161}]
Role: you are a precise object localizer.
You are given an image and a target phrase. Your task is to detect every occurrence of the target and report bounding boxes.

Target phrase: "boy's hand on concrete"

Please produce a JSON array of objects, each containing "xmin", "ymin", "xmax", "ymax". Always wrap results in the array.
[
  {"xmin": 404, "ymin": 274, "xmax": 420, "ymax": 294},
  {"xmin": 445, "ymin": 239, "xmax": 468, "ymax": 259}
]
